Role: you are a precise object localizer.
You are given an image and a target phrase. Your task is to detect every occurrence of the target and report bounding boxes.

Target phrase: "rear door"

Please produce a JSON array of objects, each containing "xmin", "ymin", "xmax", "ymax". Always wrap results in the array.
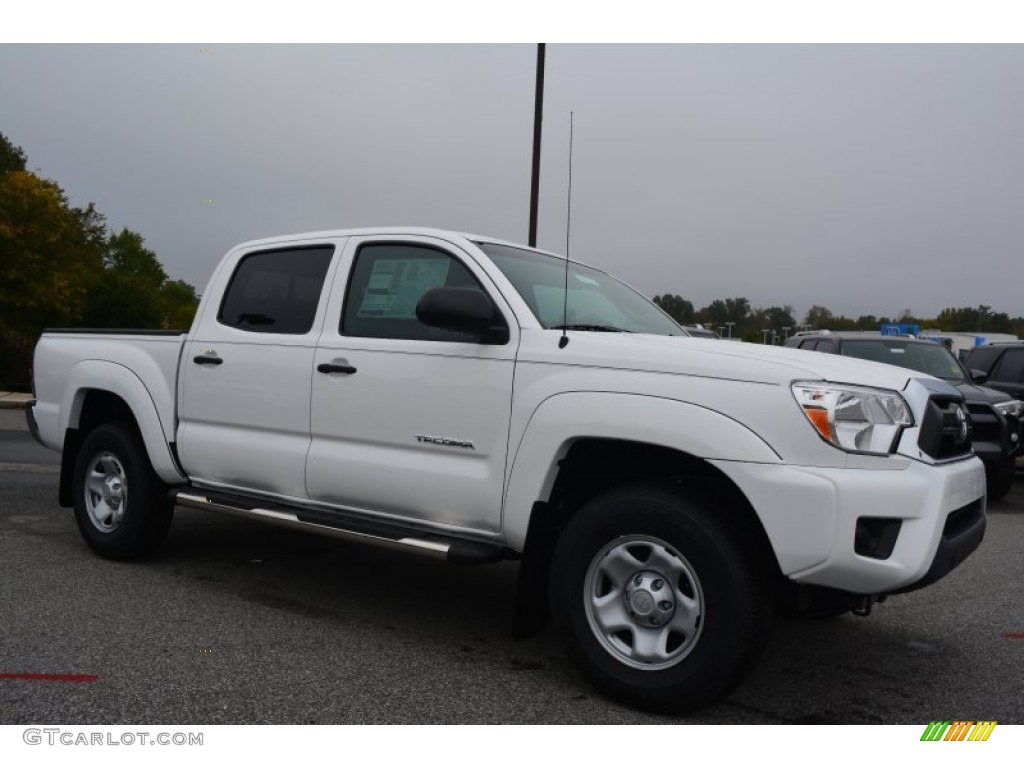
[
  {"xmin": 177, "ymin": 241, "xmax": 341, "ymax": 499},
  {"xmin": 306, "ymin": 235, "xmax": 518, "ymax": 533}
]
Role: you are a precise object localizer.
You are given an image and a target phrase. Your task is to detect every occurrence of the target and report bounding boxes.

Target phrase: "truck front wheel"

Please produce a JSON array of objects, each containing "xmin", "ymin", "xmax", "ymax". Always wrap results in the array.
[
  {"xmin": 72, "ymin": 422, "xmax": 173, "ymax": 560},
  {"xmin": 549, "ymin": 483, "xmax": 771, "ymax": 713}
]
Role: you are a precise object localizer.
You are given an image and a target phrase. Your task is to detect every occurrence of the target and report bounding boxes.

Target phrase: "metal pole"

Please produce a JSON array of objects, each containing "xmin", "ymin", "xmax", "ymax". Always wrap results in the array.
[{"xmin": 528, "ymin": 43, "xmax": 546, "ymax": 248}]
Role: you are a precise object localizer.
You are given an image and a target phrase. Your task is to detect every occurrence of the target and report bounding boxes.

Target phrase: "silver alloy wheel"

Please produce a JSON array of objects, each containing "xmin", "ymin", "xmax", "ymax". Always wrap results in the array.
[
  {"xmin": 83, "ymin": 451, "xmax": 128, "ymax": 533},
  {"xmin": 582, "ymin": 534, "xmax": 705, "ymax": 670}
]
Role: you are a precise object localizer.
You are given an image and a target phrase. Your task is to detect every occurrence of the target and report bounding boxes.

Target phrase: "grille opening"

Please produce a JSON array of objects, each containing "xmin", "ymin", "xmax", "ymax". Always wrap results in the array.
[{"xmin": 918, "ymin": 396, "xmax": 972, "ymax": 460}]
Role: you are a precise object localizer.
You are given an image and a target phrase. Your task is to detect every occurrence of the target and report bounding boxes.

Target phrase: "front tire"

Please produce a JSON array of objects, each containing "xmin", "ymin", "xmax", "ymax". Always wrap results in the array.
[
  {"xmin": 550, "ymin": 484, "xmax": 772, "ymax": 714},
  {"xmin": 986, "ymin": 456, "xmax": 1016, "ymax": 502},
  {"xmin": 72, "ymin": 422, "xmax": 173, "ymax": 560}
]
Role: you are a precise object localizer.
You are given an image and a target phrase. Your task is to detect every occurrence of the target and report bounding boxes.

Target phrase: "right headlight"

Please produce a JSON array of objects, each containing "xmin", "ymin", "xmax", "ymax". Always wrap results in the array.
[
  {"xmin": 791, "ymin": 382, "xmax": 914, "ymax": 455},
  {"xmin": 993, "ymin": 400, "xmax": 1023, "ymax": 419}
]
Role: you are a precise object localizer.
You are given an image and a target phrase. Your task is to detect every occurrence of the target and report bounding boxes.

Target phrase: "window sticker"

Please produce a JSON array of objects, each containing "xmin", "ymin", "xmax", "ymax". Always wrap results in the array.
[{"xmin": 357, "ymin": 258, "xmax": 451, "ymax": 318}]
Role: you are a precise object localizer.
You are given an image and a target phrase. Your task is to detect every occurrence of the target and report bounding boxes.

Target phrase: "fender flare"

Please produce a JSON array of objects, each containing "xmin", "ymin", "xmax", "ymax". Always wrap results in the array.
[
  {"xmin": 63, "ymin": 359, "xmax": 186, "ymax": 485},
  {"xmin": 502, "ymin": 391, "xmax": 780, "ymax": 550}
]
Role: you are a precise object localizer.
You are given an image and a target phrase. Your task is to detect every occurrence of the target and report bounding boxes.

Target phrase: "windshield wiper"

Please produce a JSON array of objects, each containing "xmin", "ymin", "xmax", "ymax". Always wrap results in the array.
[{"xmin": 558, "ymin": 324, "xmax": 632, "ymax": 333}]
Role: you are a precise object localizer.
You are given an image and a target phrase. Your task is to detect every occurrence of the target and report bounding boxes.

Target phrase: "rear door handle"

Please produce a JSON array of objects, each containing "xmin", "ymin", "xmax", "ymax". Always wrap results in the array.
[
  {"xmin": 193, "ymin": 355, "xmax": 223, "ymax": 365},
  {"xmin": 317, "ymin": 362, "xmax": 357, "ymax": 375}
]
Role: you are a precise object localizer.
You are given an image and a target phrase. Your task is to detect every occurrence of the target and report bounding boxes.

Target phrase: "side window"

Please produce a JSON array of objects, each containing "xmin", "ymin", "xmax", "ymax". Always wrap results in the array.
[
  {"xmin": 798, "ymin": 339, "xmax": 819, "ymax": 350},
  {"xmin": 218, "ymin": 246, "xmax": 334, "ymax": 334},
  {"xmin": 342, "ymin": 243, "xmax": 496, "ymax": 342},
  {"xmin": 816, "ymin": 339, "xmax": 837, "ymax": 353},
  {"xmin": 994, "ymin": 349, "xmax": 1024, "ymax": 383}
]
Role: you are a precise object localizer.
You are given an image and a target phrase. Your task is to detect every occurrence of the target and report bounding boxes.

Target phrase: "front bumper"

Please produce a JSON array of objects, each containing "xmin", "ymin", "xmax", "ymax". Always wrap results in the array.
[{"xmin": 711, "ymin": 454, "xmax": 987, "ymax": 595}]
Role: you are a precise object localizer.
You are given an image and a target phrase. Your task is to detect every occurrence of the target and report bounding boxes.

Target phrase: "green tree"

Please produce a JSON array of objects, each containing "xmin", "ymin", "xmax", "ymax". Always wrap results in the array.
[
  {"xmin": 0, "ymin": 133, "xmax": 27, "ymax": 175},
  {"xmin": 764, "ymin": 305, "xmax": 796, "ymax": 332},
  {"xmin": 855, "ymin": 314, "xmax": 879, "ymax": 330},
  {"xmin": 804, "ymin": 305, "xmax": 833, "ymax": 329},
  {"xmin": 81, "ymin": 229, "xmax": 169, "ymax": 328},
  {"xmin": 700, "ymin": 297, "xmax": 750, "ymax": 331},
  {"xmin": 159, "ymin": 279, "xmax": 200, "ymax": 329},
  {"xmin": 652, "ymin": 294, "xmax": 695, "ymax": 325}
]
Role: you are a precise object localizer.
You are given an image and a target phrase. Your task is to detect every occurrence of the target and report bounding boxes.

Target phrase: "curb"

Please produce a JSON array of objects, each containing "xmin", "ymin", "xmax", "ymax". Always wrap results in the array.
[{"xmin": 0, "ymin": 394, "xmax": 31, "ymax": 410}]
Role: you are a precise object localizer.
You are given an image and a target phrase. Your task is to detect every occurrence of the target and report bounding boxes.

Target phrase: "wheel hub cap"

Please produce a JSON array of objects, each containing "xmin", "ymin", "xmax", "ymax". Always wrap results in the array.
[
  {"xmin": 624, "ymin": 571, "xmax": 675, "ymax": 627},
  {"xmin": 84, "ymin": 451, "xmax": 128, "ymax": 533},
  {"xmin": 582, "ymin": 535, "xmax": 705, "ymax": 670}
]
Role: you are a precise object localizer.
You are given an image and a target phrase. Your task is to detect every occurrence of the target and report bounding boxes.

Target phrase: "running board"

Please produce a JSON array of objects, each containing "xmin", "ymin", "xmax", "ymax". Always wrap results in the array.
[{"xmin": 173, "ymin": 490, "xmax": 507, "ymax": 566}]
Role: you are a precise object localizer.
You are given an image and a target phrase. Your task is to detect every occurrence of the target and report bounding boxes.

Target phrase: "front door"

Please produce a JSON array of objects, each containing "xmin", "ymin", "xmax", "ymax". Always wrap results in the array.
[{"xmin": 306, "ymin": 235, "xmax": 517, "ymax": 533}]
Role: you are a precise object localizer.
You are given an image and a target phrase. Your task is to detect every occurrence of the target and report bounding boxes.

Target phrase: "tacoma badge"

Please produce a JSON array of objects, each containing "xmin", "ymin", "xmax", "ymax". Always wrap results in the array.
[{"xmin": 415, "ymin": 434, "xmax": 476, "ymax": 449}]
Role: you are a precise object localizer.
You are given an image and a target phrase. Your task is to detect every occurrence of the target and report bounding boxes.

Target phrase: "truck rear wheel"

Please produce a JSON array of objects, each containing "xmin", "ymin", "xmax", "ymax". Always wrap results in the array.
[
  {"xmin": 549, "ymin": 483, "xmax": 771, "ymax": 714},
  {"xmin": 72, "ymin": 422, "xmax": 173, "ymax": 560}
]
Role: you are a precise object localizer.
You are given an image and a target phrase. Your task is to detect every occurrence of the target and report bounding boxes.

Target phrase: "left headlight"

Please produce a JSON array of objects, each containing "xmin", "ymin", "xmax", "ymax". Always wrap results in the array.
[
  {"xmin": 791, "ymin": 382, "xmax": 914, "ymax": 455},
  {"xmin": 994, "ymin": 400, "xmax": 1023, "ymax": 419}
]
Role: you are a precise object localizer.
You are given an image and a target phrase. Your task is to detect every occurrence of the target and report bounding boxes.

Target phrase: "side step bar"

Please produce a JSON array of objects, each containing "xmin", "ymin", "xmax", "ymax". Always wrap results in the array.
[{"xmin": 173, "ymin": 490, "xmax": 509, "ymax": 566}]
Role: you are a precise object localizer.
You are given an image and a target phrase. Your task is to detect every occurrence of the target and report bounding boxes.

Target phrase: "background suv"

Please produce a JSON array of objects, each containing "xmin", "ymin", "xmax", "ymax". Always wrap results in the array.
[
  {"xmin": 788, "ymin": 332, "xmax": 1022, "ymax": 499},
  {"xmin": 965, "ymin": 342, "xmax": 1024, "ymax": 401}
]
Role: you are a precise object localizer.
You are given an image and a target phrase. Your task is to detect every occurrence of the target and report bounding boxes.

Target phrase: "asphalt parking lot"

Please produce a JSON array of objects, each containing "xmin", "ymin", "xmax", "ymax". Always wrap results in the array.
[{"xmin": 1, "ymin": 408, "xmax": 1022, "ymax": 724}]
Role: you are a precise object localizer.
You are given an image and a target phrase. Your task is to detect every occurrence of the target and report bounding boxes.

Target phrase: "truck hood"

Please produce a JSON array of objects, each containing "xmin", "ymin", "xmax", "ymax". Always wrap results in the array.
[{"xmin": 519, "ymin": 331, "xmax": 945, "ymax": 395}]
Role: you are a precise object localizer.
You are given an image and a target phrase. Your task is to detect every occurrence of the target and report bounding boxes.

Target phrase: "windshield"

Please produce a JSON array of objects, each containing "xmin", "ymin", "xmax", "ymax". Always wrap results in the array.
[
  {"xmin": 840, "ymin": 340, "xmax": 967, "ymax": 383},
  {"xmin": 475, "ymin": 242, "xmax": 685, "ymax": 336}
]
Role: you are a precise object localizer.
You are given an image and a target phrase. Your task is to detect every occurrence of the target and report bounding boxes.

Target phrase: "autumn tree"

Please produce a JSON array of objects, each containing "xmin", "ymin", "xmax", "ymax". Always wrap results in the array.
[
  {"xmin": 0, "ymin": 159, "xmax": 106, "ymax": 334},
  {"xmin": 0, "ymin": 130, "xmax": 200, "ymax": 387}
]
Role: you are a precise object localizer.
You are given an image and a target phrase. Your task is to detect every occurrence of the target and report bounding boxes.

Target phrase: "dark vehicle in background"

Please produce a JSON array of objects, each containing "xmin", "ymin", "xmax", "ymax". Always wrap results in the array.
[
  {"xmin": 965, "ymin": 342, "xmax": 1024, "ymax": 402},
  {"xmin": 787, "ymin": 332, "xmax": 1022, "ymax": 500},
  {"xmin": 682, "ymin": 325, "xmax": 721, "ymax": 339}
]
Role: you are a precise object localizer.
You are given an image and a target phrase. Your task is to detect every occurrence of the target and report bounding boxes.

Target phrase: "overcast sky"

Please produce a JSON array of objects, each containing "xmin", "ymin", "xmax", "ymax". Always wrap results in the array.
[{"xmin": 1, "ymin": 44, "xmax": 1022, "ymax": 320}]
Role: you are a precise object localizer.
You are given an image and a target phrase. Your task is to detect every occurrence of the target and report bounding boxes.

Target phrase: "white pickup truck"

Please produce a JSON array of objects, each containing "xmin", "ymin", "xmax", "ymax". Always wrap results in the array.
[{"xmin": 28, "ymin": 227, "xmax": 987, "ymax": 713}]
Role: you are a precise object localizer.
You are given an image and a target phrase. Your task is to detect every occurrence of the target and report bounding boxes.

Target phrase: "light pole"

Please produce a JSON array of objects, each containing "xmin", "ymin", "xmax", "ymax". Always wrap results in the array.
[
  {"xmin": 528, "ymin": 44, "xmax": 546, "ymax": 247},
  {"xmin": 782, "ymin": 326, "xmax": 791, "ymax": 342},
  {"xmin": 771, "ymin": 329, "xmax": 778, "ymax": 345},
  {"xmin": 761, "ymin": 329, "xmax": 770, "ymax": 344},
  {"xmin": 725, "ymin": 322, "xmax": 735, "ymax": 339}
]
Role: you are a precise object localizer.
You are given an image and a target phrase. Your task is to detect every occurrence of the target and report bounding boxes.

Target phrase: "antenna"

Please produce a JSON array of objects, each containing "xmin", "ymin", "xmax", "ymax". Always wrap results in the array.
[{"xmin": 559, "ymin": 111, "xmax": 574, "ymax": 349}]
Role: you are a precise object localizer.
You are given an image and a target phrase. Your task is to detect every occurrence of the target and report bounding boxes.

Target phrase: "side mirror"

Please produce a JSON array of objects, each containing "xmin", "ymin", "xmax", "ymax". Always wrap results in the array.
[
  {"xmin": 970, "ymin": 369, "xmax": 989, "ymax": 384},
  {"xmin": 416, "ymin": 287, "xmax": 508, "ymax": 344}
]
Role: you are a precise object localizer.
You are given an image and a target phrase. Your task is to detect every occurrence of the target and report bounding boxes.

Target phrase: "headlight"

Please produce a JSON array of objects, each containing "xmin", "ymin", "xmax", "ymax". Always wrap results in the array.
[
  {"xmin": 994, "ymin": 400, "xmax": 1023, "ymax": 419},
  {"xmin": 791, "ymin": 382, "xmax": 914, "ymax": 454}
]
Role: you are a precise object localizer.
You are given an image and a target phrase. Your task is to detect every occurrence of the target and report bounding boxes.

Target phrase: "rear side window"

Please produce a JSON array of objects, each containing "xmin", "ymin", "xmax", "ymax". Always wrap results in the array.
[
  {"xmin": 341, "ymin": 243, "xmax": 494, "ymax": 342},
  {"xmin": 218, "ymin": 246, "xmax": 334, "ymax": 334},
  {"xmin": 994, "ymin": 349, "xmax": 1024, "ymax": 383}
]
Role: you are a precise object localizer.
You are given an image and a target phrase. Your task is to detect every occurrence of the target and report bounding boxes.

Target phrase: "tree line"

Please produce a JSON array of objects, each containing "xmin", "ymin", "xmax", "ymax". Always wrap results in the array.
[
  {"xmin": 653, "ymin": 294, "xmax": 1024, "ymax": 343},
  {"xmin": 1, "ymin": 131, "xmax": 199, "ymax": 389}
]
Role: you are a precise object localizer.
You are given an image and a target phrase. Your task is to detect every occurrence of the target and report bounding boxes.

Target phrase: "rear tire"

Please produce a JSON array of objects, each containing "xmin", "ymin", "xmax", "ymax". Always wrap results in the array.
[
  {"xmin": 549, "ymin": 483, "xmax": 772, "ymax": 714},
  {"xmin": 72, "ymin": 422, "xmax": 173, "ymax": 560}
]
